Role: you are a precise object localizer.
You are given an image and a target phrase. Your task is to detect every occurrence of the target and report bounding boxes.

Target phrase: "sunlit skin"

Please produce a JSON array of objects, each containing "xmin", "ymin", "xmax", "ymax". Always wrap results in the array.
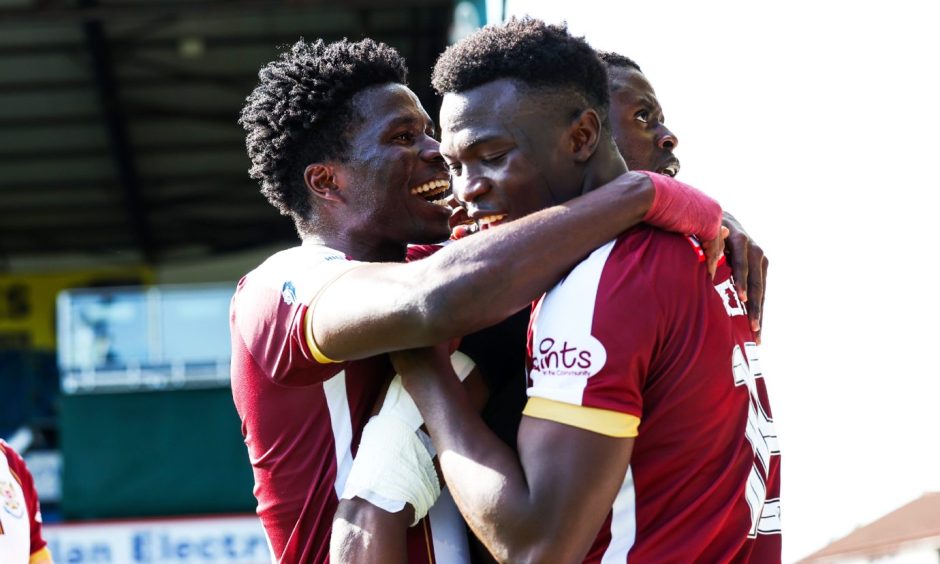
[
  {"xmin": 607, "ymin": 65, "xmax": 680, "ymax": 177},
  {"xmin": 304, "ymin": 83, "xmax": 451, "ymax": 262},
  {"xmin": 441, "ymin": 80, "xmax": 625, "ymax": 227}
]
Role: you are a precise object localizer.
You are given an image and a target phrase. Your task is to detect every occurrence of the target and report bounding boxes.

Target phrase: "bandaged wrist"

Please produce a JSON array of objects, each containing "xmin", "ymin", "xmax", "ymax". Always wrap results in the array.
[
  {"xmin": 640, "ymin": 171, "xmax": 721, "ymax": 240},
  {"xmin": 341, "ymin": 414, "xmax": 441, "ymax": 526},
  {"xmin": 340, "ymin": 352, "xmax": 475, "ymax": 525}
]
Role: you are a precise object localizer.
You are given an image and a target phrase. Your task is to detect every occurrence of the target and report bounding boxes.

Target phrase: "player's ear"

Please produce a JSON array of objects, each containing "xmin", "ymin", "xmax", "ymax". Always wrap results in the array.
[
  {"xmin": 304, "ymin": 163, "xmax": 344, "ymax": 203},
  {"xmin": 569, "ymin": 108, "xmax": 602, "ymax": 163}
]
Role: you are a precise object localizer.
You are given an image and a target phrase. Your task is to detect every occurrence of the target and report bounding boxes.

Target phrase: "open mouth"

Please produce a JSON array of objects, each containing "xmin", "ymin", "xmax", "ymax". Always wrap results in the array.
[
  {"xmin": 659, "ymin": 161, "xmax": 680, "ymax": 178},
  {"xmin": 477, "ymin": 214, "xmax": 507, "ymax": 230},
  {"xmin": 410, "ymin": 179, "xmax": 451, "ymax": 206}
]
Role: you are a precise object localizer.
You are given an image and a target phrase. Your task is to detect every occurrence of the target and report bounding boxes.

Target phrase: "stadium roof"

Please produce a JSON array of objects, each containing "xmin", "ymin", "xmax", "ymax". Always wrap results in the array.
[
  {"xmin": 0, "ymin": 0, "xmax": 453, "ymax": 269},
  {"xmin": 800, "ymin": 492, "xmax": 940, "ymax": 562}
]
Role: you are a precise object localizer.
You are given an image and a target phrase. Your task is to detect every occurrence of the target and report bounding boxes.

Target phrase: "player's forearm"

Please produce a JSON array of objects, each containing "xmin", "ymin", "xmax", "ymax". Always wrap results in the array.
[
  {"xmin": 417, "ymin": 172, "xmax": 655, "ymax": 338},
  {"xmin": 331, "ymin": 498, "xmax": 411, "ymax": 564},
  {"xmin": 315, "ymin": 172, "xmax": 654, "ymax": 361},
  {"xmin": 401, "ymin": 357, "xmax": 555, "ymax": 562},
  {"xmin": 315, "ymin": 172, "xmax": 720, "ymax": 361}
]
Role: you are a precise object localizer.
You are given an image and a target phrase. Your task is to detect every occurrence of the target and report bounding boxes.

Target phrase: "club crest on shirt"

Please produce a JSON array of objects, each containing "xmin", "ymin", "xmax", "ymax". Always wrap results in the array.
[
  {"xmin": 0, "ymin": 479, "xmax": 24, "ymax": 519},
  {"xmin": 281, "ymin": 281, "xmax": 297, "ymax": 305},
  {"xmin": 530, "ymin": 334, "xmax": 607, "ymax": 378}
]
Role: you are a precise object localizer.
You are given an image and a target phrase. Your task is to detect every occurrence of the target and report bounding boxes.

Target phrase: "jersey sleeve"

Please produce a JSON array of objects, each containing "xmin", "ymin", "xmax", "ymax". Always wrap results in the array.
[
  {"xmin": 230, "ymin": 249, "xmax": 361, "ymax": 387},
  {"xmin": 525, "ymin": 232, "xmax": 664, "ymax": 437}
]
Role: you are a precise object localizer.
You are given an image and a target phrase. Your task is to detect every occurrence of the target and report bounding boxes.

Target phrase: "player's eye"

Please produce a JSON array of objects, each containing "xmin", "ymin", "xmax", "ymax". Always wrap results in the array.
[
  {"xmin": 634, "ymin": 109, "xmax": 649, "ymax": 124},
  {"xmin": 482, "ymin": 152, "xmax": 507, "ymax": 165},
  {"xmin": 447, "ymin": 161, "xmax": 463, "ymax": 177},
  {"xmin": 393, "ymin": 131, "xmax": 415, "ymax": 143}
]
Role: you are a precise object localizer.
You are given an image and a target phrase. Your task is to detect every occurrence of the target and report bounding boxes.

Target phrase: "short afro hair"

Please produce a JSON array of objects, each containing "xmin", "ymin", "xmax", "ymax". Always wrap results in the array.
[
  {"xmin": 432, "ymin": 17, "xmax": 609, "ymax": 113},
  {"xmin": 596, "ymin": 50, "xmax": 642, "ymax": 73},
  {"xmin": 239, "ymin": 38, "xmax": 408, "ymax": 234}
]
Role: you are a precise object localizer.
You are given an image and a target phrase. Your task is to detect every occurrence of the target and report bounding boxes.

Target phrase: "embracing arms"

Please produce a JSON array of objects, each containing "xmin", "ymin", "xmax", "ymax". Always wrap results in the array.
[
  {"xmin": 311, "ymin": 172, "xmax": 723, "ymax": 361},
  {"xmin": 394, "ymin": 347, "xmax": 633, "ymax": 563},
  {"xmin": 723, "ymin": 212, "xmax": 768, "ymax": 342}
]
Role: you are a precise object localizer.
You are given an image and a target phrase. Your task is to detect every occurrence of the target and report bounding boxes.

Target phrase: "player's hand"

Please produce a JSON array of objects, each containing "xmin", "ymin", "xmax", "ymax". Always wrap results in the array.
[
  {"xmin": 722, "ymin": 212, "xmax": 768, "ymax": 343},
  {"xmin": 701, "ymin": 225, "xmax": 729, "ymax": 280},
  {"xmin": 447, "ymin": 194, "xmax": 475, "ymax": 239}
]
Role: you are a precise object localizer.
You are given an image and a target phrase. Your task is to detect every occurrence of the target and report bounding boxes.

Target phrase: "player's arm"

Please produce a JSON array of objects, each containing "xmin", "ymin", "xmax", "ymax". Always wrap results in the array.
[
  {"xmin": 311, "ymin": 171, "xmax": 722, "ymax": 361},
  {"xmin": 330, "ymin": 355, "xmax": 488, "ymax": 564},
  {"xmin": 331, "ymin": 498, "xmax": 412, "ymax": 564},
  {"xmin": 722, "ymin": 211, "xmax": 769, "ymax": 342},
  {"xmin": 395, "ymin": 346, "xmax": 634, "ymax": 563}
]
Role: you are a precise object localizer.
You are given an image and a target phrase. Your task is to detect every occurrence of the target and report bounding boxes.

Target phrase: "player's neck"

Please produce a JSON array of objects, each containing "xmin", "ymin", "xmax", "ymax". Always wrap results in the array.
[
  {"xmin": 580, "ymin": 142, "xmax": 629, "ymax": 195},
  {"xmin": 302, "ymin": 231, "xmax": 407, "ymax": 262}
]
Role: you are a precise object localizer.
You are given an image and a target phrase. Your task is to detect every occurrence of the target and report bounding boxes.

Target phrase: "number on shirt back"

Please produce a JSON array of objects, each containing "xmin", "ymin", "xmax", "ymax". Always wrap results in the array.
[{"xmin": 732, "ymin": 342, "xmax": 781, "ymax": 536}]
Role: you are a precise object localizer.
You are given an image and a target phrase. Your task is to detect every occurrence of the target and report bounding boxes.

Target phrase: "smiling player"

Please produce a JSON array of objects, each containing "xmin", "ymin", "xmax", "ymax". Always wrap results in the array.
[{"xmin": 231, "ymin": 37, "xmax": 726, "ymax": 563}]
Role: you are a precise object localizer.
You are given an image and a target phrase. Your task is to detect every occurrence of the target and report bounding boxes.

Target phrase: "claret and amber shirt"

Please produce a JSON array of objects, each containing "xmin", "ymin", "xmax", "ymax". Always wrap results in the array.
[
  {"xmin": 525, "ymin": 226, "xmax": 781, "ymax": 563},
  {"xmin": 230, "ymin": 243, "xmax": 469, "ymax": 563}
]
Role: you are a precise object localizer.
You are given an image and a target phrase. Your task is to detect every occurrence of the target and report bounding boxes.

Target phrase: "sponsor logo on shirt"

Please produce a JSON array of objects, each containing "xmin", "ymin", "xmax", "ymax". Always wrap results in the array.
[{"xmin": 531, "ymin": 335, "xmax": 607, "ymax": 378}]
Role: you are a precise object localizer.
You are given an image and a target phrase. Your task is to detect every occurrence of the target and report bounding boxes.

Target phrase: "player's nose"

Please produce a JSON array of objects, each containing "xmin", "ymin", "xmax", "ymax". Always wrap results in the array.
[
  {"xmin": 454, "ymin": 173, "xmax": 492, "ymax": 205},
  {"xmin": 658, "ymin": 126, "xmax": 678, "ymax": 151}
]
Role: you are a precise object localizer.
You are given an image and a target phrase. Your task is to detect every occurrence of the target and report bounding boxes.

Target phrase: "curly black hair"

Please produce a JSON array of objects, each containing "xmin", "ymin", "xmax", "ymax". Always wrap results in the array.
[
  {"xmin": 431, "ymin": 17, "xmax": 608, "ymax": 112},
  {"xmin": 596, "ymin": 50, "xmax": 642, "ymax": 73},
  {"xmin": 239, "ymin": 38, "xmax": 408, "ymax": 234}
]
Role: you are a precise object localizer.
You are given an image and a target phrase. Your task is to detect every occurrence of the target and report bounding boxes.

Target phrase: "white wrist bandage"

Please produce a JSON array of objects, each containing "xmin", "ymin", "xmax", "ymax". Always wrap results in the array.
[
  {"xmin": 341, "ymin": 409, "xmax": 439, "ymax": 525},
  {"xmin": 340, "ymin": 351, "xmax": 476, "ymax": 526}
]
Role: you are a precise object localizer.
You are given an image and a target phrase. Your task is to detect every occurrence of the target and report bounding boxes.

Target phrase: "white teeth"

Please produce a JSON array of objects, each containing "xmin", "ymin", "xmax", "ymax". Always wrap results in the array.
[
  {"xmin": 410, "ymin": 179, "xmax": 450, "ymax": 197},
  {"xmin": 477, "ymin": 214, "xmax": 507, "ymax": 228}
]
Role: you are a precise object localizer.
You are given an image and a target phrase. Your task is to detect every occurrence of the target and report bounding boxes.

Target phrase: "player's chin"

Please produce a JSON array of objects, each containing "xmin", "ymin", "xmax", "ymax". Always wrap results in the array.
[{"xmin": 410, "ymin": 219, "xmax": 451, "ymax": 245}]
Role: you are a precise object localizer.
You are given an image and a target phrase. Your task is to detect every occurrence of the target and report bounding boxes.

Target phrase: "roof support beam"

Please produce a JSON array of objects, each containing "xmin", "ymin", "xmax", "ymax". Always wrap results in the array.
[
  {"xmin": 0, "ymin": 0, "xmax": 450, "ymax": 25},
  {"xmin": 82, "ymin": 7, "xmax": 156, "ymax": 263}
]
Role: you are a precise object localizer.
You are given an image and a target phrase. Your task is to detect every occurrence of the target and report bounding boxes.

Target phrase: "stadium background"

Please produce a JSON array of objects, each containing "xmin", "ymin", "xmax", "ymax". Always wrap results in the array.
[
  {"xmin": 3, "ymin": 0, "xmax": 940, "ymax": 562},
  {"xmin": 1, "ymin": 1, "xmax": 481, "ymax": 561}
]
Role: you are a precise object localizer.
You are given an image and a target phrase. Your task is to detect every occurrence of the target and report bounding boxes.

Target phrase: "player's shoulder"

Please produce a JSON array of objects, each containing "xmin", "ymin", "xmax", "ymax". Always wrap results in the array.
[
  {"xmin": 231, "ymin": 244, "xmax": 351, "ymax": 328},
  {"xmin": 0, "ymin": 439, "xmax": 24, "ymax": 469},
  {"xmin": 614, "ymin": 225, "xmax": 706, "ymax": 270},
  {"xmin": 238, "ymin": 244, "xmax": 350, "ymax": 295},
  {"xmin": 249, "ymin": 244, "xmax": 347, "ymax": 280}
]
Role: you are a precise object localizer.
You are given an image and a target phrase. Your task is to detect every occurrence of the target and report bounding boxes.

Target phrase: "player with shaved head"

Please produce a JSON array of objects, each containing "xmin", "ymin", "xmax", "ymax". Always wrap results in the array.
[{"xmin": 393, "ymin": 18, "xmax": 781, "ymax": 563}]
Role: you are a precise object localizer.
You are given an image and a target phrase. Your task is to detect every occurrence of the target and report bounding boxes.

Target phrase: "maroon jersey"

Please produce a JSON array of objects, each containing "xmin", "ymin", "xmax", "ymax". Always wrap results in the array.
[
  {"xmin": 0, "ymin": 440, "xmax": 51, "ymax": 563},
  {"xmin": 230, "ymin": 243, "xmax": 469, "ymax": 563},
  {"xmin": 524, "ymin": 226, "xmax": 781, "ymax": 563}
]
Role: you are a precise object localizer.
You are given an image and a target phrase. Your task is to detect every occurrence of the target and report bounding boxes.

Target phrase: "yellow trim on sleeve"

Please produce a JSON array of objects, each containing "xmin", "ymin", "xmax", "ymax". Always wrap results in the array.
[
  {"xmin": 303, "ymin": 262, "xmax": 364, "ymax": 364},
  {"xmin": 304, "ymin": 305, "xmax": 338, "ymax": 364},
  {"xmin": 30, "ymin": 546, "xmax": 53, "ymax": 564},
  {"xmin": 523, "ymin": 397, "xmax": 641, "ymax": 438}
]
